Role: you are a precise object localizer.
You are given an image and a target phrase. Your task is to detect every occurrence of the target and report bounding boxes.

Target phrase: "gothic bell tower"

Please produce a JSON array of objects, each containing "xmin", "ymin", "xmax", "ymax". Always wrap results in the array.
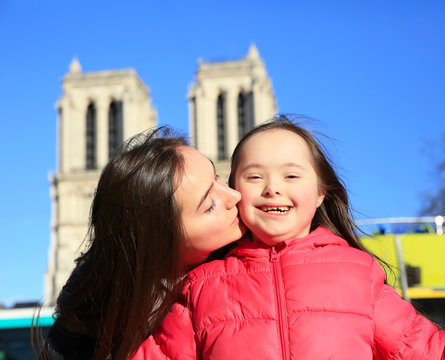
[
  {"xmin": 187, "ymin": 44, "xmax": 277, "ymax": 179},
  {"xmin": 44, "ymin": 58, "xmax": 157, "ymax": 305}
]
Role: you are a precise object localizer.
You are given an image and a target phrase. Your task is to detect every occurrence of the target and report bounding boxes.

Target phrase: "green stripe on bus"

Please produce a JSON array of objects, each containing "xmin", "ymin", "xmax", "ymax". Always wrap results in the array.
[{"xmin": 0, "ymin": 317, "xmax": 54, "ymax": 329}]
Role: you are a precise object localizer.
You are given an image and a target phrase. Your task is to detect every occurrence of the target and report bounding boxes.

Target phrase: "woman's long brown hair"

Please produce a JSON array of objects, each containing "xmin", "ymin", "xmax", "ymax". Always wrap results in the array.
[{"xmin": 38, "ymin": 127, "xmax": 189, "ymax": 359}]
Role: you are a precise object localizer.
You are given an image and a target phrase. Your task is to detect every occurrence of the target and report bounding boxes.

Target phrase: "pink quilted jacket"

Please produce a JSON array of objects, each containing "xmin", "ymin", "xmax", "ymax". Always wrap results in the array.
[{"xmin": 133, "ymin": 227, "xmax": 445, "ymax": 359}]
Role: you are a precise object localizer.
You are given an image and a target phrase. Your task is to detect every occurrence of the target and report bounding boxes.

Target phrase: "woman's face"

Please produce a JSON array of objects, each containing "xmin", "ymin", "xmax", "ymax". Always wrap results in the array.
[{"xmin": 175, "ymin": 146, "xmax": 246, "ymax": 268}]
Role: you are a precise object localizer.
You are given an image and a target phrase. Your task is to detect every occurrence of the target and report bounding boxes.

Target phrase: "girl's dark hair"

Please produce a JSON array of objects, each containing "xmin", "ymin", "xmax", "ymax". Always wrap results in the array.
[
  {"xmin": 229, "ymin": 114, "xmax": 370, "ymax": 253},
  {"xmin": 48, "ymin": 127, "xmax": 188, "ymax": 359}
]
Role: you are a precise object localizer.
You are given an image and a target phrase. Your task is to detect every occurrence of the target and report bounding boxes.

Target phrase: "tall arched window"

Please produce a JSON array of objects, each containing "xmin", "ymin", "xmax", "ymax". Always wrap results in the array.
[
  {"xmin": 237, "ymin": 92, "xmax": 247, "ymax": 140},
  {"xmin": 108, "ymin": 100, "xmax": 123, "ymax": 159},
  {"xmin": 217, "ymin": 93, "xmax": 226, "ymax": 160},
  {"xmin": 247, "ymin": 91, "xmax": 254, "ymax": 131},
  {"xmin": 238, "ymin": 91, "xmax": 255, "ymax": 140},
  {"xmin": 86, "ymin": 102, "xmax": 96, "ymax": 170}
]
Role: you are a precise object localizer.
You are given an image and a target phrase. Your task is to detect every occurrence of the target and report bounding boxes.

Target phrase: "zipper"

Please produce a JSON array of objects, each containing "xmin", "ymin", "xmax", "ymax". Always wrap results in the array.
[{"xmin": 270, "ymin": 247, "xmax": 289, "ymax": 360}]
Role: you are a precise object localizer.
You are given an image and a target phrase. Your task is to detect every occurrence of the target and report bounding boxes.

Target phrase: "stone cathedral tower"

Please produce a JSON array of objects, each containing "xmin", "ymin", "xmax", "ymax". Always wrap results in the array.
[
  {"xmin": 187, "ymin": 44, "xmax": 277, "ymax": 179},
  {"xmin": 44, "ymin": 59, "xmax": 157, "ymax": 305}
]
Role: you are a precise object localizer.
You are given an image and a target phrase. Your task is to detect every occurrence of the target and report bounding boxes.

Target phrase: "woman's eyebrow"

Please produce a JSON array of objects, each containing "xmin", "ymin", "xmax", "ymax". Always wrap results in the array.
[
  {"xmin": 195, "ymin": 158, "xmax": 217, "ymax": 211},
  {"xmin": 197, "ymin": 183, "xmax": 214, "ymax": 211},
  {"xmin": 209, "ymin": 158, "xmax": 216, "ymax": 171}
]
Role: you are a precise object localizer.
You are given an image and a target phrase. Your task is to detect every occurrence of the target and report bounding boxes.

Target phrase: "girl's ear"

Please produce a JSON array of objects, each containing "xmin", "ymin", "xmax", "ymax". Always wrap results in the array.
[{"xmin": 316, "ymin": 184, "xmax": 327, "ymax": 208}]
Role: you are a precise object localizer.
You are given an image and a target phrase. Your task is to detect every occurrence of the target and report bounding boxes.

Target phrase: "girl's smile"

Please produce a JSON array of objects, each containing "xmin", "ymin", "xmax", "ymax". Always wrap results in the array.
[{"xmin": 257, "ymin": 205, "xmax": 293, "ymax": 214}]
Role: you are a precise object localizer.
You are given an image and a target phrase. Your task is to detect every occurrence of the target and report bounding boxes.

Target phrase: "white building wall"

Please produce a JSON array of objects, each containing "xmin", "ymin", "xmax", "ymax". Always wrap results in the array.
[
  {"xmin": 44, "ymin": 59, "xmax": 157, "ymax": 305},
  {"xmin": 188, "ymin": 45, "xmax": 277, "ymax": 180}
]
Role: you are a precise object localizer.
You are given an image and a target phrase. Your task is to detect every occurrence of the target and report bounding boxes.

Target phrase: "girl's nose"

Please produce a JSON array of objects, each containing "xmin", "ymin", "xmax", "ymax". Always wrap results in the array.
[{"xmin": 262, "ymin": 182, "xmax": 281, "ymax": 197}]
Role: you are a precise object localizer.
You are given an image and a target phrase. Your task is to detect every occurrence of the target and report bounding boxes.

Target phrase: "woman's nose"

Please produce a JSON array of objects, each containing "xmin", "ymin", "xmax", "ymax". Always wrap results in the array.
[
  {"xmin": 227, "ymin": 187, "xmax": 241, "ymax": 208},
  {"xmin": 218, "ymin": 179, "xmax": 241, "ymax": 208}
]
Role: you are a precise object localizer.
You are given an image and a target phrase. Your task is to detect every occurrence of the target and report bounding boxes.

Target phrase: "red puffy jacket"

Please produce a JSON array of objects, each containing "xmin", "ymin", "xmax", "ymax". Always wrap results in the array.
[{"xmin": 133, "ymin": 227, "xmax": 445, "ymax": 359}]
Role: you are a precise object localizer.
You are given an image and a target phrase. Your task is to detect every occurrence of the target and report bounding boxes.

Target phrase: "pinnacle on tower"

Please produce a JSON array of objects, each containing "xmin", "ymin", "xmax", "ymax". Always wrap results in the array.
[
  {"xmin": 69, "ymin": 57, "xmax": 82, "ymax": 74},
  {"xmin": 246, "ymin": 43, "xmax": 260, "ymax": 60}
]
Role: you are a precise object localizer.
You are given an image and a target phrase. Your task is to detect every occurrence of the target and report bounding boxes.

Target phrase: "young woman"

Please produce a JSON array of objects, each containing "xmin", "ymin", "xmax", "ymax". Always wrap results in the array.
[{"xmin": 38, "ymin": 127, "xmax": 245, "ymax": 360}]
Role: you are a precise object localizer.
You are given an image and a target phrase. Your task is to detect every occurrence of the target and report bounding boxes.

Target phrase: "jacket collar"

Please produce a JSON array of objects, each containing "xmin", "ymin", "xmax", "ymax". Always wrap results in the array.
[{"xmin": 230, "ymin": 227, "xmax": 348, "ymax": 258}]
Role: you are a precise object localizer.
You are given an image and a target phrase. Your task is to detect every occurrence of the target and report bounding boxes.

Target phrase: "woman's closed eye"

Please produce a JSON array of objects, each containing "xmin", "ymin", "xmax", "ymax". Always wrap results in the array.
[{"xmin": 205, "ymin": 199, "xmax": 216, "ymax": 213}]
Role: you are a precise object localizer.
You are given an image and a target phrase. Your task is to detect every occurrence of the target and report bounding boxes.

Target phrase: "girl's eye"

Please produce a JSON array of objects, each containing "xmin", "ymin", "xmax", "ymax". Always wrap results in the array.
[
  {"xmin": 205, "ymin": 200, "xmax": 216, "ymax": 213},
  {"xmin": 286, "ymin": 174, "xmax": 299, "ymax": 179},
  {"xmin": 247, "ymin": 174, "xmax": 261, "ymax": 180}
]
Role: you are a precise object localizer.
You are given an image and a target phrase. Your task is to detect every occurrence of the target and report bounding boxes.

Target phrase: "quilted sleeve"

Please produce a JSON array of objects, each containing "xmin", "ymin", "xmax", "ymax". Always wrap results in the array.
[
  {"xmin": 132, "ymin": 301, "xmax": 197, "ymax": 360},
  {"xmin": 371, "ymin": 260, "xmax": 445, "ymax": 359}
]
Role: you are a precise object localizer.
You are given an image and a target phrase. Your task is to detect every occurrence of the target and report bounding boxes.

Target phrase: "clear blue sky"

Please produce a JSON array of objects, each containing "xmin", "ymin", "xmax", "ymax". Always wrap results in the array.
[{"xmin": 1, "ymin": 1, "xmax": 444, "ymax": 306}]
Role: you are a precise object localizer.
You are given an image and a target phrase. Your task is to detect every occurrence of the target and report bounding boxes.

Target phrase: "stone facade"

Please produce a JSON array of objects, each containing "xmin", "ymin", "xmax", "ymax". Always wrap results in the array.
[
  {"xmin": 188, "ymin": 44, "xmax": 277, "ymax": 180},
  {"xmin": 44, "ymin": 59, "xmax": 157, "ymax": 305},
  {"xmin": 45, "ymin": 45, "xmax": 276, "ymax": 305}
]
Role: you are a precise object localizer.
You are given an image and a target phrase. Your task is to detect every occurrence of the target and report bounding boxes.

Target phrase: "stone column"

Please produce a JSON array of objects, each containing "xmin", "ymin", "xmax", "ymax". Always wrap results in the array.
[{"xmin": 196, "ymin": 87, "xmax": 218, "ymax": 160}]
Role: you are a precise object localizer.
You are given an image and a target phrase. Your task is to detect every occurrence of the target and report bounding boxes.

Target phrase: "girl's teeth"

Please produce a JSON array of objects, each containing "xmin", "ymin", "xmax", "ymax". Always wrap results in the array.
[{"xmin": 261, "ymin": 206, "xmax": 290, "ymax": 213}]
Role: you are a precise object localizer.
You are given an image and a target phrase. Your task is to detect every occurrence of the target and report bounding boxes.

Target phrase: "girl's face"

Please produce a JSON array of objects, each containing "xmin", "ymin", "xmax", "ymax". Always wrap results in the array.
[
  {"xmin": 176, "ymin": 146, "xmax": 246, "ymax": 268},
  {"xmin": 234, "ymin": 129, "xmax": 325, "ymax": 246}
]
